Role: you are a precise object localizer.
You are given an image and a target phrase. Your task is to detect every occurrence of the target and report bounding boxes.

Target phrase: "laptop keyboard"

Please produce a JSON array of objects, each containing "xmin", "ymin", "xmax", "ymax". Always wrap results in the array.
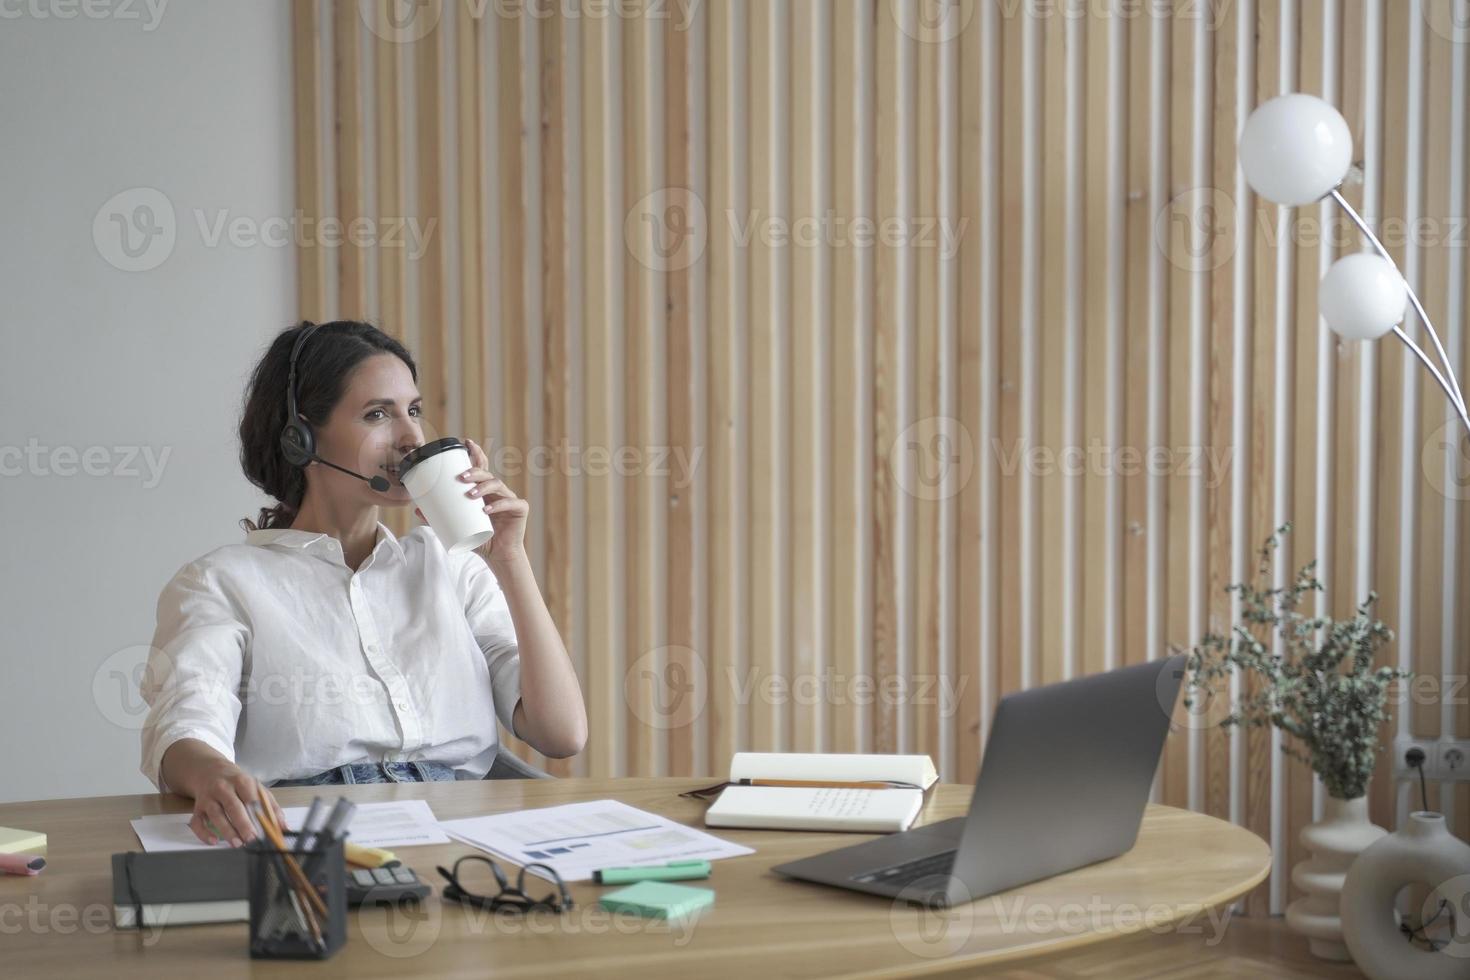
[{"xmin": 852, "ymin": 849, "xmax": 957, "ymax": 889}]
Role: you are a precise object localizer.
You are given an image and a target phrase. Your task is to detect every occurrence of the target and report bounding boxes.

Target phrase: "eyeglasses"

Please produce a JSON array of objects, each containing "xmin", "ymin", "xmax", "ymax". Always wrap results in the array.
[{"xmin": 436, "ymin": 855, "xmax": 574, "ymax": 914}]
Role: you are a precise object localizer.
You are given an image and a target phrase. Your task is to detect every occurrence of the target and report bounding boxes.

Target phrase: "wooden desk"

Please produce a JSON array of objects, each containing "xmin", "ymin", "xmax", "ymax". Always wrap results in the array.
[{"xmin": 0, "ymin": 778, "xmax": 1270, "ymax": 978}]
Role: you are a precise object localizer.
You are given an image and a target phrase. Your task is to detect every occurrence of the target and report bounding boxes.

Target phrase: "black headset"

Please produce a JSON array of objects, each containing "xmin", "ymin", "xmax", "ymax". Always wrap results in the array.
[
  {"xmin": 279, "ymin": 320, "xmax": 321, "ymax": 468},
  {"xmin": 279, "ymin": 321, "xmax": 391, "ymax": 492}
]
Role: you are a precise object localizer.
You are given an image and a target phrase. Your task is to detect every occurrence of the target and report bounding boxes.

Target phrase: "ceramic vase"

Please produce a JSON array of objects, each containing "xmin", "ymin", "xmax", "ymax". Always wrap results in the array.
[
  {"xmin": 1340, "ymin": 810, "xmax": 1470, "ymax": 980},
  {"xmin": 1284, "ymin": 795, "xmax": 1387, "ymax": 960}
]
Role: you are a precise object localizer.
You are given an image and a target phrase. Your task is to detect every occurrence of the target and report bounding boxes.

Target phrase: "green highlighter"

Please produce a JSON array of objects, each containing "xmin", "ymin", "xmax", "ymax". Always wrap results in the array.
[
  {"xmin": 597, "ymin": 880, "xmax": 715, "ymax": 920},
  {"xmin": 592, "ymin": 859, "xmax": 711, "ymax": 884}
]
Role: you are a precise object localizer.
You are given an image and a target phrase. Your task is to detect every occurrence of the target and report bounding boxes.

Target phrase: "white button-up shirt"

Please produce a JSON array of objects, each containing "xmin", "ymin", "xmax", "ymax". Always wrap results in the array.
[{"xmin": 139, "ymin": 521, "xmax": 522, "ymax": 791}]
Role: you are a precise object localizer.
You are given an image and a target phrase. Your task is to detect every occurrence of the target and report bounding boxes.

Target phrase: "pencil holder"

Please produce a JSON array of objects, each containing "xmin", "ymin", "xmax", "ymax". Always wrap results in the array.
[{"xmin": 246, "ymin": 830, "xmax": 347, "ymax": 960}]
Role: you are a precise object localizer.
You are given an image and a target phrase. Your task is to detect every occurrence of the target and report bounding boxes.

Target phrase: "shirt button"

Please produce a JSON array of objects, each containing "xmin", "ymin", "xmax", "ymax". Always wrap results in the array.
[{"xmin": 396, "ymin": 701, "xmax": 408, "ymax": 711}]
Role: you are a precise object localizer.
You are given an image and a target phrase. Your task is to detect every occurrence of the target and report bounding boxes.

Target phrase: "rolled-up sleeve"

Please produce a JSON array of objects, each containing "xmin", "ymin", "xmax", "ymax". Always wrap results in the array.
[
  {"xmin": 452, "ymin": 553, "xmax": 523, "ymax": 738},
  {"xmin": 139, "ymin": 561, "xmax": 249, "ymax": 793}
]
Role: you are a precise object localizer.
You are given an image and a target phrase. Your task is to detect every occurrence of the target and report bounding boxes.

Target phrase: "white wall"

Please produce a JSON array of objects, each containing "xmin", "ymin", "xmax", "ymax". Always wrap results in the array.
[{"xmin": 0, "ymin": 0, "xmax": 295, "ymax": 803}]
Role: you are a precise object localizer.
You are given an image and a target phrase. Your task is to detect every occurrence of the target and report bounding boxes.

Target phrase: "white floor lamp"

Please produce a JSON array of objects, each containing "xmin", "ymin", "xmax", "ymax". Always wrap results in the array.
[{"xmin": 1239, "ymin": 93, "xmax": 1470, "ymax": 971}]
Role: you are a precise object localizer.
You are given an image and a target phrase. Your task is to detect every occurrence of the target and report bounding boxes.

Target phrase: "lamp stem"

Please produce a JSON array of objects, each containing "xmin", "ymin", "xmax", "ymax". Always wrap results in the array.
[
  {"xmin": 1390, "ymin": 325, "xmax": 1470, "ymax": 437},
  {"xmin": 1328, "ymin": 188, "xmax": 1468, "ymax": 422}
]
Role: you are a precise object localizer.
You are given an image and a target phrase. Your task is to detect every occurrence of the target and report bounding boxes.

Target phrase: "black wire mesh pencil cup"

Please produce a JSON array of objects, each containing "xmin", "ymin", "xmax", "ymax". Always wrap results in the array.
[{"xmin": 246, "ymin": 829, "xmax": 347, "ymax": 960}]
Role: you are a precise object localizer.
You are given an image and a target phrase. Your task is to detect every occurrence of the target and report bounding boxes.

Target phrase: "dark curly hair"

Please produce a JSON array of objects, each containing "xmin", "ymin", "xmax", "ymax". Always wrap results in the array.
[{"xmin": 238, "ymin": 319, "xmax": 417, "ymax": 533}]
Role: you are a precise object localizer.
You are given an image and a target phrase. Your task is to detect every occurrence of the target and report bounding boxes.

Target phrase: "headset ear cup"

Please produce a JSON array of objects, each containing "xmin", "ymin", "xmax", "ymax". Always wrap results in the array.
[
  {"xmin": 282, "ymin": 321, "xmax": 320, "ymax": 470},
  {"xmin": 280, "ymin": 422, "xmax": 315, "ymax": 468}
]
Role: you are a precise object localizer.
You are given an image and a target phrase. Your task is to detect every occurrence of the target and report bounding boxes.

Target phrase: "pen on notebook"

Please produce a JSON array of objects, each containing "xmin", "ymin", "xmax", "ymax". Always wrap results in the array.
[{"xmin": 737, "ymin": 778, "xmax": 918, "ymax": 790}]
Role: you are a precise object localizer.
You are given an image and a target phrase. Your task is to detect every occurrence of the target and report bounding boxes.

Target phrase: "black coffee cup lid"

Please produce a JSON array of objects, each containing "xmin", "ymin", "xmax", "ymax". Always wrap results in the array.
[{"xmin": 396, "ymin": 437, "xmax": 465, "ymax": 478}]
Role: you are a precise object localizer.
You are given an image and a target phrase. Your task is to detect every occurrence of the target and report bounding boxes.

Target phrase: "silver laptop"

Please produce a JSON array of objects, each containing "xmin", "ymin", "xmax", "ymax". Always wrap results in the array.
[{"xmin": 772, "ymin": 655, "xmax": 1187, "ymax": 908}]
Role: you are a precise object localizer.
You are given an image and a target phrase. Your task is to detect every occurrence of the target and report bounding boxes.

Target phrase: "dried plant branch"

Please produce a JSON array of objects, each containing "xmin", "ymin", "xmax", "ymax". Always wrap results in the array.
[{"xmin": 1177, "ymin": 523, "xmax": 1408, "ymax": 801}]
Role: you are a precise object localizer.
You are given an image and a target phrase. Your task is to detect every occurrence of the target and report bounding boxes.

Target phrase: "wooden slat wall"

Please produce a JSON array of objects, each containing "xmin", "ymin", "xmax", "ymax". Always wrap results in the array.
[{"xmin": 295, "ymin": 0, "xmax": 1470, "ymax": 913}]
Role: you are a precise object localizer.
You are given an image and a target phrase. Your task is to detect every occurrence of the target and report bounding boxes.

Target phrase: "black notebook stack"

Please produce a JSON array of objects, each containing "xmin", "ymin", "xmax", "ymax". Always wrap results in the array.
[{"xmin": 111, "ymin": 848, "xmax": 249, "ymax": 929}]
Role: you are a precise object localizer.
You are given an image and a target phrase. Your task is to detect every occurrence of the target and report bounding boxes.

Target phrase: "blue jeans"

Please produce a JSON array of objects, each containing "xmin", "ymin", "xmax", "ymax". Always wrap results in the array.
[{"xmin": 273, "ymin": 760, "xmax": 460, "ymax": 786}]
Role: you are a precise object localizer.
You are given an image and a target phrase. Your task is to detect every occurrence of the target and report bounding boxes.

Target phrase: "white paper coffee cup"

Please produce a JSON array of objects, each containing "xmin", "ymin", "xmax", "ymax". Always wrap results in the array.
[{"xmin": 397, "ymin": 437, "xmax": 495, "ymax": 554}]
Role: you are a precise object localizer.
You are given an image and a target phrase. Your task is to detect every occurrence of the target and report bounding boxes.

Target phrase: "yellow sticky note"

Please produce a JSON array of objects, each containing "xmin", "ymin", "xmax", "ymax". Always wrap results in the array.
[
  {"xmin": 0, "ymin": 827, "xmax": 47, "ymax": 855},
  {"xmin": 345, "ymin": 842, "xmax": 396, "ymax": 868}
]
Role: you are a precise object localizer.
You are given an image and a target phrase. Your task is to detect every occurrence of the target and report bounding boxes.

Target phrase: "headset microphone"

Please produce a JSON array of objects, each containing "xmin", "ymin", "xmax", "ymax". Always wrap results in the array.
[{"xmin": 305, "ymin": 451, "xmax": 392, "ymax": 492}]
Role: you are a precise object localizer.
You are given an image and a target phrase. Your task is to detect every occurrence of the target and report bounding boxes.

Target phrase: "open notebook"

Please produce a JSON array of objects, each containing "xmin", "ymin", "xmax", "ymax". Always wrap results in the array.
[{"xmin": 703, "ymin": 753, "xmax": 937, "ymax": 833}]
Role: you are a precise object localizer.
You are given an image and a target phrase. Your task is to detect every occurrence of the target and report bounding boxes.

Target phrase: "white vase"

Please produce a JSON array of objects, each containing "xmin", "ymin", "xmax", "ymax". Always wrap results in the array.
[
  {"xmin": 1285, "ymin": 795, "xmax": 1387, "ymax": 960},
  {"xmin": 1341, "ymin": 810, "xmax": 1470, "ymax": 980}
]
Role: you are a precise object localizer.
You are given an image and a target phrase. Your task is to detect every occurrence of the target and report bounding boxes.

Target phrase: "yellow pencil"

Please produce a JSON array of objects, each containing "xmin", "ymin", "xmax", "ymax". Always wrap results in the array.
[{"xmin": 254, "ymin": 801, "xmax": 329, "ymax": 924}]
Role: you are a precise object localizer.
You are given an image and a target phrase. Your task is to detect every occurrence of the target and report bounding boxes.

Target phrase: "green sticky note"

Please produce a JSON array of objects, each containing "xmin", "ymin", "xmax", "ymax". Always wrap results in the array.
[{"xmin": 597, "ymin": 880, "xmax": 715, "ymax": 920}]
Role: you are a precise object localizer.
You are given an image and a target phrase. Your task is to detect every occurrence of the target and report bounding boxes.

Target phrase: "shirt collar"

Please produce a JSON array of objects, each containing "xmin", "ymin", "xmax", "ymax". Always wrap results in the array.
[{"xmin": 246, "ymin": 520, "xmax": 405, "ymax": 565}]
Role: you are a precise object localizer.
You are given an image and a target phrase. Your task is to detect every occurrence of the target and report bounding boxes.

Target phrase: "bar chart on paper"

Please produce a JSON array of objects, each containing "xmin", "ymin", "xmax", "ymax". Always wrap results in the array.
[{"xmin": 439, "ymin": 800, "xmax": 753, "ymax": 881}]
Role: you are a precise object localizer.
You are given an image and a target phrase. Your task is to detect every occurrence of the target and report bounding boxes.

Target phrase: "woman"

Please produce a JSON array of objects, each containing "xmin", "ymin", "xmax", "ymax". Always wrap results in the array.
[{"xmin": 139, "ymin": 320, "xmax": 587, "ymax": 847}]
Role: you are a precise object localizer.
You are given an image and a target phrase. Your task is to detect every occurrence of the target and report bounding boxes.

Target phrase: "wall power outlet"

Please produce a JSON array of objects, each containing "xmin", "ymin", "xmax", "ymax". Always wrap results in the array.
[{"xmin": 1394, "ymin": 736, "xmax": 1470, "ymax": 782}]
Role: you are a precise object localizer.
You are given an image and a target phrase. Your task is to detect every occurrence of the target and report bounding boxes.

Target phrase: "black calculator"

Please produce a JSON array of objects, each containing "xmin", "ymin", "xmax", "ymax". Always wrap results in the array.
[{"xmin": 346, "ymin": 863, "xmax": 431, "ymax": 906}]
